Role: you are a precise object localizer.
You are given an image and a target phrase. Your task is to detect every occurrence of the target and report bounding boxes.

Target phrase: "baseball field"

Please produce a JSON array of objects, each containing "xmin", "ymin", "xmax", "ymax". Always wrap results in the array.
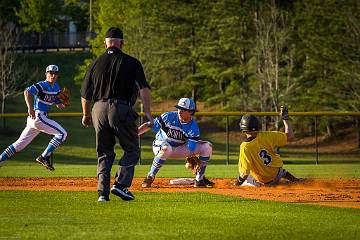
[{"xmin": 1, "ymin": 52, "xmax": 359, "ymax": 239}]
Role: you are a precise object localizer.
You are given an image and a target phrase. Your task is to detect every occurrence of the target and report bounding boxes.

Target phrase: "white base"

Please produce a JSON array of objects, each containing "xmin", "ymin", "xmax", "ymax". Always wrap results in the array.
[{"xmin": 169, "ymin": 178, "xmax": 195, "ymax": 185}]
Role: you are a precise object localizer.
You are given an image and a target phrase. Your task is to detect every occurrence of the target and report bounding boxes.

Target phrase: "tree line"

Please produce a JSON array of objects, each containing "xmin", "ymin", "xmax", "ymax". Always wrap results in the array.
[
  {"xmin": 82, "ymin": 0, "xmax": 360, "ymax": 115},
  {"xmin": 1, "ymin": 0, "xmax": 359, "ymax": 134}
]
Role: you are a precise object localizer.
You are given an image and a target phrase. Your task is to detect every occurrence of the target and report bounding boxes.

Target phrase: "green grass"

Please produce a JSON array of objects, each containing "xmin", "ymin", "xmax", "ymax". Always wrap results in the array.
[{"xmin": 0, "ymin": 191, "xmax": 359, "ymax": 240}]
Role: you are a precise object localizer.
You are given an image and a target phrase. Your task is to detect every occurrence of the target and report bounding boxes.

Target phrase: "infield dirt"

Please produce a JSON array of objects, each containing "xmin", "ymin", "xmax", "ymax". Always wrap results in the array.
[{"xmin": 1, "ymin": 177, "xmax": 359, "ymax": 209}]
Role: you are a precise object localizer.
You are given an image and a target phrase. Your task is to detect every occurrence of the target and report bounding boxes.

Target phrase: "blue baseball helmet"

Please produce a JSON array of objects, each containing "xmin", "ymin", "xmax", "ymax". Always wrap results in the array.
[{"xmin": 175, "ymin": 98, "xmax": 196, "ymax": 111}]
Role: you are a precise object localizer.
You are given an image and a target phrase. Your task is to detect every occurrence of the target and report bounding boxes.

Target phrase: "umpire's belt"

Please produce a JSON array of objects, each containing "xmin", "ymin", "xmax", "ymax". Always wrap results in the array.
[{"xmin": 99, "ymin": 98, "xmax": 131, "ymax": 106}]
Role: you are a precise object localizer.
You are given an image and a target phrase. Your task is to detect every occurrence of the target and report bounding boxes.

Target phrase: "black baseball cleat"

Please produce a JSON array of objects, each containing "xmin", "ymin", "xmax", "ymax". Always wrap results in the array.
[
  {"xmin": 194, "ymin": 177, "xmax": 215, "ymax": 188},
  {"xmin": 141, "ymin": 176, "xmax": 154, "ymax": 188},
  {"xmin": 233, "ymin": 176, "xmax": 246, "ymax": 186},
  {"xmin": 36, "ymin": 155, "xmax": 55, "ymax": 171},
  {"xmin": 233, "ymin": 178, "xmax": 242, "ymax": 186},
  {"xmin": 111, "ymin": 185, "xmax": 135, "ymax": 201}
]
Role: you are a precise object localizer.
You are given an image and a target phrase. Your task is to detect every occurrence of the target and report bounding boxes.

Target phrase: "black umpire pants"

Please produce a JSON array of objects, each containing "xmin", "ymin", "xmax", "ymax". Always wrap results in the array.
[{"xmin": 92, "ymin": 99, "xmax": 139, "ymax": 197}]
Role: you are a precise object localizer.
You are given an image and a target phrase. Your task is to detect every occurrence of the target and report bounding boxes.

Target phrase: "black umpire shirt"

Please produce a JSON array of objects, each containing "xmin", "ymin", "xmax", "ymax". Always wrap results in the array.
[{"xmin": 81, "ymin": 47, "xmax": 150, "ymax": 104}]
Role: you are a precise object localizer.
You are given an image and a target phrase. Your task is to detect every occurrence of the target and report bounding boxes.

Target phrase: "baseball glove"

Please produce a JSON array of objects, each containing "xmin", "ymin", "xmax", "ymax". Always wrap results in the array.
[
  {"xmin": 185, "ymin": 155, "xmax": 201, "ymax": 174},
  {"xmin": 58, "ymin": 87, "xmax": 70, "ymax": 106}
]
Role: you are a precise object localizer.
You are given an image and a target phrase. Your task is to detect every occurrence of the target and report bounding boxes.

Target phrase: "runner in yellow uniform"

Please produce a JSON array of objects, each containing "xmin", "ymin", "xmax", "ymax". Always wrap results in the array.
[{"xmin": 235, "ymin": 106, "xmax": 299, "ymax": 186}]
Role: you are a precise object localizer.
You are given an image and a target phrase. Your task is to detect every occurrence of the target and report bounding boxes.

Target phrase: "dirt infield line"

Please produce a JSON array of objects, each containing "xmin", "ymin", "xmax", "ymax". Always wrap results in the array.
[{"xmin": 1, "ymin": 177, "xmax": 359, "ymax": 209}]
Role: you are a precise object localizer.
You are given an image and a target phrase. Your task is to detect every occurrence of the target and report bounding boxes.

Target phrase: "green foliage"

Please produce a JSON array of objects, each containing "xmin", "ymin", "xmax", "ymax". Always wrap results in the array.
[
  {"xmin": 80, "ymin": 0, "xmax": 359, "ymax": 117},
  {"xmin": 9, "ymin": 0, "xmax": 360, "ymax": 115},
  {"xmin": 16, "ymin": 0, "xmax": 61, "ymax": 32},
  {"xmin": 6, "ymin": 0, "xmax": 360, "ymax": 135},
  {"xmin": 197, "ymin": 0, "xmax": 255, "ymax": 110},
  {"xmin": 63, "ymin": 0, "xmax": 89, "ymax": 31},
  {"xmin": 73, "ymin": 57, "xmax": 94, "ymax": 86},
  {"xmin": 15, "ymin": 0, "xmax": 89, "ymax": 32},
  {"xmin": 293, "ymin": 0, "xmax": 360, "ymax": 112}
]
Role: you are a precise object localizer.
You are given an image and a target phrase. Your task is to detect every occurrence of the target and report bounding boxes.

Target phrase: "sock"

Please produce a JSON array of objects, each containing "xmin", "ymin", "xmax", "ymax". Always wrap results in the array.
[
  {"xmin": 148, "ymin": 157, "xmax": 165, "ymax": 178},
  {"xmin": 196, "ymin": 156, "xmax": 210, "ymax": 181},
  {"xmin": 0, "ymin": 145, "xmax": 16, "ymax": 161},
  {"xmin": 41, "ymin": 137, "xmax": 61, "ymax": 157}
]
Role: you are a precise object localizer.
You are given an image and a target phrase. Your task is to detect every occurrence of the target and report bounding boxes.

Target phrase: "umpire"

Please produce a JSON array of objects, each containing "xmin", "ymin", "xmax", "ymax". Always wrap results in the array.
[{"xmin": 81, "ymin": 27, "xmax": 153, "ymax": 202}]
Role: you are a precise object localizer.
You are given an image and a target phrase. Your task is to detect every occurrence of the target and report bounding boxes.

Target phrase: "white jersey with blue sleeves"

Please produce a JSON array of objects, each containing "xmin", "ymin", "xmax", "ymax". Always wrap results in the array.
[
  {"xmin": 26, "ymin": 80, "xmax": 61, "ymax": 112},
  {"xmin": 152, "ymin": 111, "xmax": 200, "ymax": 147}
]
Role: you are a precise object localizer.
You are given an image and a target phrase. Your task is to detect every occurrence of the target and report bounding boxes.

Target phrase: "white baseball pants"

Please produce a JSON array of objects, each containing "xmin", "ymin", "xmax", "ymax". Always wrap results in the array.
[
  {"xmin": 241, "ymin": 168, "xmax": 288, "ymax": 187},
  {"xmin": 152, "ymin": 140, "xmax": 212, "ymax": 160},
  {"xmin": 12, "ymin": 110, "xmax": 67, "ymax": 152}
]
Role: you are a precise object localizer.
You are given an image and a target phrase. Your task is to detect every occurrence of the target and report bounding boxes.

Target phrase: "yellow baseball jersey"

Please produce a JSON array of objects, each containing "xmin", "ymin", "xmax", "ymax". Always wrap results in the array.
[{"xmin": 238, "ymin": 131, "xmax": 287, "ymax": 183}]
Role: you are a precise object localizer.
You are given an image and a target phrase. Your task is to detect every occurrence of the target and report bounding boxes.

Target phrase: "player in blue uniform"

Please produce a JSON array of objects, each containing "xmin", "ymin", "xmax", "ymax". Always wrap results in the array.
[
  {"xmin": 0, "ymin": 65, "xmax": 67, "ymax": 170},
  {"xmin": 138, "ymin": 98, "xmax": 214, "ymax": 188}
]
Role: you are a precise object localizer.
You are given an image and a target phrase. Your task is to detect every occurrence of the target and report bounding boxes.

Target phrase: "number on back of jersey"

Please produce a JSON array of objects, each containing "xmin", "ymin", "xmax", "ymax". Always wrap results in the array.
[{"xmin": 259, "ymin": 149, "xmax": 272, "ymax": 166}]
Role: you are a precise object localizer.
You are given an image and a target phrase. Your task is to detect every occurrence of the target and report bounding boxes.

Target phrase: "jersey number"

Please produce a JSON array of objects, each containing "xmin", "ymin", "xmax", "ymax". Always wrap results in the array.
[{"xmin": 259, "ymin": 149, "xmax": 272, "ymax": 166}]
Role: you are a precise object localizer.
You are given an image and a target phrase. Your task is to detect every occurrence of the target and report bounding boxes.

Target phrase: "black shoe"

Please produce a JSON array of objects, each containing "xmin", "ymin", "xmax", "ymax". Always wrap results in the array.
[
  {"xmin": 97, "ymin": 196, "xmax": 110, "ymax": 202},
  {"xmin": 36, "ymin": 155, "xmax": 55, "ymax": 171},
  {"xmin": 111, "ymin": 185, "xmax": 135, "ymax": 201},
  {"xmin": 194, "ymin": 177, "xmax": 214, "ymax": 188},
  {"xmin": 233, "ymin": 176, "xmax": 245, "ymax": 186},
  {"xmin": 141, "ymin": 176, "xmax": 154, "ymax": 188},
  {"xmin": 233, "ymin": 179, "xmax": 240, "ymax": 186}
]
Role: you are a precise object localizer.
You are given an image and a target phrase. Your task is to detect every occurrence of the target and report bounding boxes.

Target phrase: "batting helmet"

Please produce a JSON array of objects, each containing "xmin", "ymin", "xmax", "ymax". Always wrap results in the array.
[
  {"xmin": 239, "ymin": 114, "xmax": 260, "ymax": 132},
  {"xmin": 175, "ymin": 98, "xmax": 196, "ymax": 112},
  {"xmin": 45, "ymin": 65, "xmax": 59, "ymax": 73}
]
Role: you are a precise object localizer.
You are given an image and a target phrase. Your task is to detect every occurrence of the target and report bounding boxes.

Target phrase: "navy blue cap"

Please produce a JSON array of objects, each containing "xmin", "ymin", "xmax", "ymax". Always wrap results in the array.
[{"xmin": 105, "ymin": 27, "xmax": 123, "ymax": 39}]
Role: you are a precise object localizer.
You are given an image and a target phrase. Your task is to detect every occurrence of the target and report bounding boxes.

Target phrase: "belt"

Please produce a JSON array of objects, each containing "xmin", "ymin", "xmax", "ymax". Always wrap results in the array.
[
  {"xmin": 35, "ymin": 110, "xmax": 48, "ymax": 116},
  {"xmin": 99, "ymin": 98, "xmax": 131, "ymax": 106}
]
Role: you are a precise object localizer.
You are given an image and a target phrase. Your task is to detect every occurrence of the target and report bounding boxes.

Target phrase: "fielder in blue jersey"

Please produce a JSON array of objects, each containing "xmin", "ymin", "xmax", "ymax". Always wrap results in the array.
[
  {"xmin": 0, "ymin": 65, "xmax": 67, "ymax": 170},
  {"xmin": 138, "ymin": 98, "xmax": 214, "ymax": 188}
]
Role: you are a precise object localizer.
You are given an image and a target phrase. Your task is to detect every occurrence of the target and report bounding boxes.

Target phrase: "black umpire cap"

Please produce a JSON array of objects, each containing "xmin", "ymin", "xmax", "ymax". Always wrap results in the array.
[{"xmin": 105, "ymin": 27, "xmax": 123, "ymax": 39}]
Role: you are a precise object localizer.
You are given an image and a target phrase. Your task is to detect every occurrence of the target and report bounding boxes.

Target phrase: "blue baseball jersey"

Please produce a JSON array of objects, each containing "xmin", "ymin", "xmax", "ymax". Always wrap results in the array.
[
  {"xmin": 152, "ymin": 111, "xmax": 200, "ymax": 147},
  {"xmin": 26, "ymin": 80, "xmax": 61, "ymax": 112}
]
